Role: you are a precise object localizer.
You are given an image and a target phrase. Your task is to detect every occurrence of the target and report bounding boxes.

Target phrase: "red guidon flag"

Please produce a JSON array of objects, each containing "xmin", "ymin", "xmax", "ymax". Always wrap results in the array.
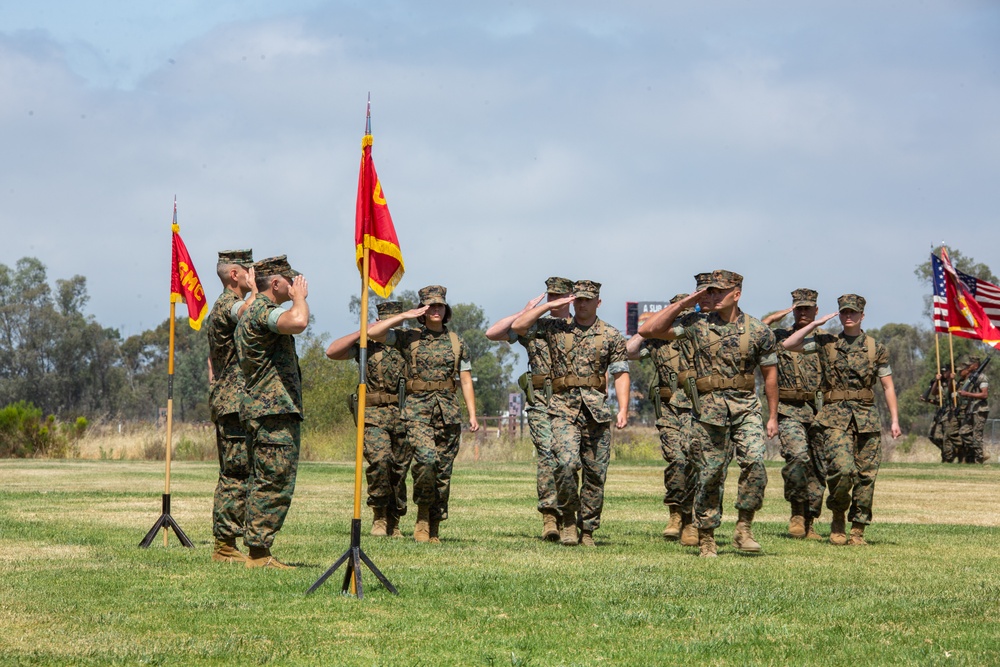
[
  {"xmin": 169, "ymin": 199, "xmax": 208, "ymax": 330},
  {"xmin": 355, "ymin": 131, "xmax": 404, "ymax": 297},
  {"xmin": 941, "ymin": 247, "xmax": 1000, "ymax": 348}
]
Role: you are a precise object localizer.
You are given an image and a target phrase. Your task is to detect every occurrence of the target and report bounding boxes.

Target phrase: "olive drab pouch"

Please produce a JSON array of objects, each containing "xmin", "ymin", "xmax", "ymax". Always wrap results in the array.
[
  {"xmin": 347, "ymin": 392, "xmax": 358, "ymax": 426},
  {"xmin": 517, "ymin": 371, "xmax": 535, "ymax": 405}
]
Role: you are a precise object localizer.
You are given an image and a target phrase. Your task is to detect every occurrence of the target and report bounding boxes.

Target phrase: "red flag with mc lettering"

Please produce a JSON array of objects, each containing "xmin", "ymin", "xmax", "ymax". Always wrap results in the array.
[
  {"xmin": 169, "ymin": 199, "xmax": 208, "ymax": 330},
  {"xmin": 355, "ymin": 131, "xmax": 404, "ymax": 297},
  {"xmin": 941, "ymin": 247, "xmax": 1000, "ymax": 348}
]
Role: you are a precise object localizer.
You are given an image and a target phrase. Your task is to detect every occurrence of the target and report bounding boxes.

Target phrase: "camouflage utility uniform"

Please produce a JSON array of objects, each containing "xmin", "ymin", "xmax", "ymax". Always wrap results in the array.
[
  {"xmin": 685, "ymin": 310, "xmax": 777, "ymax": 530},
  {"xmin": 349, "ymin": 335, "xmax": 411, "ymax": 516},
  {"xmin": 207, "ymin": 287, "xmax": 250, "ymax": 542},
  {"xmin": 511, "ymin": 326, "xmax": 560, "ymax": 514},
  {"xmin": 236, "ymin": 293, "xmax": 303, "ymax": 549},
  {"xmin": 532, "ymin": 316, "xmax": 628, "ymax": 533},
  {"xmin": 959, "ymin": 373, "xmax": 990, "ymax": 464},
  {"xmin": 774, "ymin": 327, "xmax": 826, "ymax": 522},
  {"xmin": 806, "ymin": 330, "xmax": 891, "ymax": 526},
  {"xmin": 386, "ymin": 326, "xmax": 471, "ymax": 523}
]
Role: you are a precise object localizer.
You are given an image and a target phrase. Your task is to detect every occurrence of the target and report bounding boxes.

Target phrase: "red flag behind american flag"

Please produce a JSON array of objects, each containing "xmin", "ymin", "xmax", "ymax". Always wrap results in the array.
[{"xmin": 937, "ymin": 248, "xmax": 1000, "ymax": 348}]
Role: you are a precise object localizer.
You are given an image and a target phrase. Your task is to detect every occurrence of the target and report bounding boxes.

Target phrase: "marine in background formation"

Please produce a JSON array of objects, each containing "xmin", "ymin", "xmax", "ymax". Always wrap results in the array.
[
  {"xmin": 641, "ymin": 270, "xmax": 779, "ymax": 558},
  {"xmin": 486, "ymin": 276, "xmax": 574, "ymax": 541},
  {"xmin": 957, "ymin": 356, "xmax": 991, "ymax": 464},
  {"xmin": 235, "ymin": 255, "xmax": 310, "ymax": 569},
  {"xmin": 326, "ymin": 300, "xmax": 412, "ymax": 538},
  {"xmin": 922, "ymin": 364, "xmax": 963, "ymax": 463},
  {"xmin": 781, "ymin": 294, "xmax": 901, "ymax": 546},
  {"xmin": 369, "ymin": 285, "xmax": 480, "ymax": 544},
  {"xmin": 206, "ymin": 249, "xmax": 256, "ymax": 563},
  {"xmin": 513, "ymin": 280, "xmax": 630, "ymax": 547}
]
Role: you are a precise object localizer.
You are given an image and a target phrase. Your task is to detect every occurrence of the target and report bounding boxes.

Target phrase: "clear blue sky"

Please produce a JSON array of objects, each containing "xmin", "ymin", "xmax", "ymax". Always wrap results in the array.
[{"xmin": 1, "ymin": 1, "xmax": 998, "ymax": 355}]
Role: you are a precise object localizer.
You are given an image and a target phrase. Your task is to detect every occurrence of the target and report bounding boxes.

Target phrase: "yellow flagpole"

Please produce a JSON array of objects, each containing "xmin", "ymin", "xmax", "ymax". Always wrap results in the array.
[
  {"xmin": 349, "ymin": 247, "xmax": 371, "ymax": 596},
  {"xmin": 163, "ymin": 301, "xmax": 177, "ymax": 546}
]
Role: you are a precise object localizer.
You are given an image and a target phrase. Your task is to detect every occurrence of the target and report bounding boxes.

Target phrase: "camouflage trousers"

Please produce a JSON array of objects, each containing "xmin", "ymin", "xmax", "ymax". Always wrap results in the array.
[
  {"xmin": 243, "ymin": 414, "xmax": 300, "ymax": 549},
  {"xmin": 407, "ymin": 420, "xmax": 461, "ymax": 522},
  {"xmin": 778, "ymin": 416, "xmax": 825, "ymax": 519},
  {"xmin": 212, "ymin": 412, "xmax": 249, "ymax": 540},
  {"xmin": 657, "ymin": 405, "xmax": 696, "ymax": 514},
  {"xmin": 940, "ymin": 412, "xmax": 964, "ymax": 463},
  {"xmin": 364, "ymin": 424, "xmax": 412, "ymax": 516},
  {"xmin": 526, "ymin": 403, "xmax": 557, "ymax": 512},
  {"xmin": 551, "ymin": 409, "xmax": 611, "ymax": 532},
  {"xmin": 959, "ymin": 411, "xmax": 988, "ymax": 464},
  {"xmin": 822, "ymin": 419, "xmax": 880, "ymax": 525},
  {"xmin": 690, "ymin": 409, "xmax": 767, "ymax": 530}
]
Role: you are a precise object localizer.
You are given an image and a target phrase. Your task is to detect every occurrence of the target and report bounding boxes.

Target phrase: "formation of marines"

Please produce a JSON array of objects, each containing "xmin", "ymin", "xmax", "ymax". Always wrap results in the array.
[
  {"xmin": 923, "ymin": 357, "xmax": 991, "ymax": 465},
  {"xmin": 205, "ymin": 251, "xmax": 971, "ymax": 564}
]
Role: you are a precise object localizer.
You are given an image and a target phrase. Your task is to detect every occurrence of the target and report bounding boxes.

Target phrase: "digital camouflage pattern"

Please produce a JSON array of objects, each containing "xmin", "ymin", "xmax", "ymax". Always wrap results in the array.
[
  {"xmin": 388, "ymin": 326, "xmax": 469, "ymax": 425},
  {"xmin": 206, "ymin": 288, "xmax": 250, "ymax": 540},
  {"xmin": 532, "ymin": 318, "xmax": 628, "ymax": 423},
  {"xmin": 387, "ymin": 324, "xmax": 471, "ymax": 522},
  {"xmin": 681, "ymin": 309, "xmax": 777, "ymax": 530},
  {"xmin": 774, "ymin": 327, "xmax": 825, "ymax": 517},
  {"xmin": 206, "ymin": 289, "xmax": 246, "ymax": 420},
  {"xmin": 236, "ymin": 294, "xmax": 303, "ymax": 421},
  {"xmin": 513, "ymin": 323, "xmax": 562, "ymax": 512},
  {"xmin": 534, "ymin": 317, "xmax": 628, "ymax": 532},
  {"xmin": 807, "ymin": 331, "xmax": 890, "ymax": 433},
  {"xmin": 212, "ymin": 412, "xmax": 249, "ymax": 540},
  {"xmin": 806, "ymin": 329, "xmax": 891, "ymax": 525},
  {"xmin": 243, "ymin": 414, "xmax": 300, "ymax": 548},
  {"xmin": 959, "ymin": 374, "xmax": 989, "ymax": 463},
  {"xmin": 350, "ymin": 341, "xmax": 411, "ymax": 510}
]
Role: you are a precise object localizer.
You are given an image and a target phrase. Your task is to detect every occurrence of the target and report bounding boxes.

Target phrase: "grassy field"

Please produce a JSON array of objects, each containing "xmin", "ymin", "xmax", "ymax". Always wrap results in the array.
[{"xmin": 1, "ymin": 457, "xmax": 999, "ymax": 666}]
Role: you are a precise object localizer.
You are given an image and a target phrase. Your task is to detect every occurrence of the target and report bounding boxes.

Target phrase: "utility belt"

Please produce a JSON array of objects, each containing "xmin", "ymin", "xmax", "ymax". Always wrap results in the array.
[
  {"xmin": 530, "ymin": 374, "xmax": 548, "ymax": 389},
  {"xmin": 694, "ymin": 373, "xmax": 755, "ymax": 394},
  {"xmin": 552, "ymin": 374, "xmax": 606, "ymax": 393},
  {"xmin": 365, "ymin": 391, "xmax": 397, "ymax": 407},
  {"xmin": 778, "ymin": 389, "xmax": 816, "ymax": 402},
  {"xmin": 406, "ymin": 379, "xmax": 456, "ymax": 392},
  {"xmin": 823, "ymin": 388, "xmax": 874, "ymax": 403}
]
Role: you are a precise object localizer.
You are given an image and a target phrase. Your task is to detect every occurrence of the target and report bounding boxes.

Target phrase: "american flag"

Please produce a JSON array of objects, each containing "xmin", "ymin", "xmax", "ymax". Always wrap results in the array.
[{"xmin": 931, "ymin": 253, "xmax": 949, "ymax": 333}]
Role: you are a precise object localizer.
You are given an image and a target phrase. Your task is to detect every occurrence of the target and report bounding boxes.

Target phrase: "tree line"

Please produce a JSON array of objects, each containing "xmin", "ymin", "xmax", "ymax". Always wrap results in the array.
[{"xmin": 1, "ymin": 251, "xmax": 996, "ymax": 442}]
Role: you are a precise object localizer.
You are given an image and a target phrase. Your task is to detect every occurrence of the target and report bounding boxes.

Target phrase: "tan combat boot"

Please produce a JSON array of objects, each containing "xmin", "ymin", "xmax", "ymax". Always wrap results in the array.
[
  {"xmin": 245, "ymin": 546, "xmax": 295, "ymax": 570},
  {"xmin": 428, "ymin": 518, "xmax": 441, "ymax": 544},
  {"xmin": 829, "ymin": 510, "xmax": 847, "ymax": 545},
  {"xmin": 680, "ymin": 512, "xmax": 699, "ymax": 547},
  {"xmin": 211, "ymin": 536, "xmax": 248, "ymax": 563},
  {"xmin": 698, "ymin": 528, "xmax": 717, "ymax": 558},
  {"xmin": 733, "ymin": 509, "xmax": 762, "ymax": 553},
  {"xmin": 385, "ymin": 509, "xmax": 403, "ymax": 538},
  {"xmin": 848, "ymin": 522, "xmax": 867, "ymax": 546},
  {"xmin": 788, "ymin": 502, "xmax": 806, "ymax": 539},
  {"xmin": 560, "ymin": 512, "xmax": 578, "ymax": 546},
  {"xmin": 804, "ymin": 515, "xmax": 822, "ymax": 540},
  {"xmin": 580, "ymin": 530, "xmax": 596, "ymax": 547},
  {"xmin": 662, "ymin": 505, "xmax": 682, "ymax": 540},
  {"xmin": 413, "ymin": 505, "xmax": 431, "ymax": 543},
  {"xmin": 541, "ymin": 509, "xmax": 560, "ymax": 542},
  {"xmin": 371, "ymin": 506, "xmax": 388, "ymax": 537}
]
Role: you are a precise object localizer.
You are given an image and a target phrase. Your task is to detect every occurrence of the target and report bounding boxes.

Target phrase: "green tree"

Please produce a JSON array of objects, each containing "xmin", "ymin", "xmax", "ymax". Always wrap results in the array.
[{"xmin": 449, "ymin": 303, "xmax": 517, "ymax": 417}]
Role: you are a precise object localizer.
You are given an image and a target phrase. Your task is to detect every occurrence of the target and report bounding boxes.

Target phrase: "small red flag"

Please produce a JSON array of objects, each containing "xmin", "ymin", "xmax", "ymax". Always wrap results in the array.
[
  {"xmin": 169, "ymin": 199, "xmax": 208, "ymax": 330},
  {"xmin": 941, "ymin": 248, "xmax": 1000, "ymax": 348},
  {"xmin": 355, "ymin": 131, "xmax": 404, "ymax": 297}
]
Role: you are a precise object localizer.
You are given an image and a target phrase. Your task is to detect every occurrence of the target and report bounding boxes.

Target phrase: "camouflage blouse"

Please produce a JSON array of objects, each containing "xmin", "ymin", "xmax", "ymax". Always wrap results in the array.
[
  {"xmin": 386, "ymin": 326, "xmax": 471, "ymax": 426},
  {"xmin": 349, "ymin": 341, "xmax": 406, "ymax": 431},
  {"xmin": 206, "ymin": 289, "xmax": 245, "ymax": 420},
  {"xmin": 807, "ymin": 331, "xmax": 891, "ymax": 433},
  {"xmin": 531, "ymin": 317, "xmax": 628, "ymax": 423},
  {"xmin": 774, "ymin": 327, "xmax": 822, "ymax": 424},
  {"xmin": 235, "ymin": 294, "xmax": 302, "ymax": 421}
]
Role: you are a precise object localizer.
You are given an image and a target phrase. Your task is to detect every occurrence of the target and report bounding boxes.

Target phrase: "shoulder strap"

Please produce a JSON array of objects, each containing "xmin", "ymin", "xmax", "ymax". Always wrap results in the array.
[
  {"xmin": 449, "ymin": 331, "xmax": 461, "ymax": 375},
  {"xmin": 739, "ymin": 325, "xmax": 750, "ymax": 372},
  {"xmin": 866, "ymin": 336, "xmax": 876, "ymax": 367}
]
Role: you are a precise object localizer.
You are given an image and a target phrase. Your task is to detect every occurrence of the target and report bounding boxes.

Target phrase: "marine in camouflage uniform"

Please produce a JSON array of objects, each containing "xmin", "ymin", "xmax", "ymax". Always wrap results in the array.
[
  {"xmin": 627, "ymin": 291, "xmax": 700, "ymax": 546},
  {"xmin": 485, "ymin": 276, "xmax": 574, "ymax": 541},
  {"xmin": 512, "ymin": 280, "xmax": 630, "ymax": 547},
  {"xmin": 957, "ymin": 357, "xmax": 990, "ymax": 464},
  {"xmin": 782, "ymin": 294, "xmax": 902, "ymax": 546},
  {"xmin": 924, "ymin": 366, "xmax": 963, "ymax": 463},
  {"xmin": 326, "ymin": 301, "xmax": 411, "ymax": 537},
  {"xmin": 206, "ymin": 249, "xmax": 255, "ymax": 563},
  {"xmin": 639, "ymin": 270, "xmax": 779, "ymax": 558},
  {"xmin": 235, "ymin": 255, "xmax": 309, "ymax": 568},
  {"xmin": 768, "ymin": 288, "xmax": 826, "ymax": 539},
  {"xmin": 369, "ymin": 285, "xmax": 480, "ymax": 543}
]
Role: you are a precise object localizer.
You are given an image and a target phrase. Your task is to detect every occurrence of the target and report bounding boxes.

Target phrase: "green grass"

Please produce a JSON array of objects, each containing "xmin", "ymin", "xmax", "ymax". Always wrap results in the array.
[{"xmin": 1, "ymin": 459, "xmax": 999, "ymax": 666}]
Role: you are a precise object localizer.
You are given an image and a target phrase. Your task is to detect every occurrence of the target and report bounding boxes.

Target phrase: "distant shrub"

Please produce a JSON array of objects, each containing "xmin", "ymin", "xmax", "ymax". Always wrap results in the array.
[{"xmin": 0, "ymin": 401, "xmax": 84, "ymax": 458}]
